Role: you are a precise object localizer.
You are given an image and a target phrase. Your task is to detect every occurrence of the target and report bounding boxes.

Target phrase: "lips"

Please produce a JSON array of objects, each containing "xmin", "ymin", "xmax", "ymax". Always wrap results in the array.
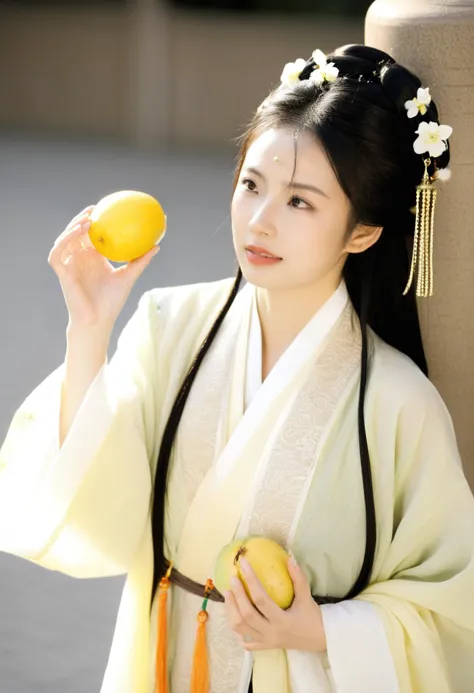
[{"xmin": 245, "ymin": 245, "xmax": 282, "ymax": 259}]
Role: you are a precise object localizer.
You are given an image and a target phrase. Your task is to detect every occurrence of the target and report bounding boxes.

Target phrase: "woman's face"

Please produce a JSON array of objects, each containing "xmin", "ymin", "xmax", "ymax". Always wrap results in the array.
[{"xmin": 231, "ymin": 127, "xmax": 355, "ymax": 294}]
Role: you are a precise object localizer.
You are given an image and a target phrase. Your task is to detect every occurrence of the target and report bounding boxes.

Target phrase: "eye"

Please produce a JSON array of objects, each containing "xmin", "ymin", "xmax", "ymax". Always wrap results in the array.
[
  {"xmin": 241, "ymin": 177, "xmax": 257, "ymax": 192},
  {"xmin": 289, "ymin": 195, "xmax": 311, "ymax": 210}
]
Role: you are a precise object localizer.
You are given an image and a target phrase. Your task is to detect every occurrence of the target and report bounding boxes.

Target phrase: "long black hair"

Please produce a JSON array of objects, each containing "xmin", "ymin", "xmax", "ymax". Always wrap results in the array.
[{"xmin": 150, "ymin": 44, "xmax": 451, "ymax": 606}]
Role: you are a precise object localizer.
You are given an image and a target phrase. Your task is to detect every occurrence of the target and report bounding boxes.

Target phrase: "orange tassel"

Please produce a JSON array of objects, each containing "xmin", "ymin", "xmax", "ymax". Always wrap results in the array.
[
  {"xmin": 155, "ymin": 562, "xmax": 173, "ymax": 693},
  {"xmin": 190, "ymin": 579, "xmax": 214, "ymax": 693}
]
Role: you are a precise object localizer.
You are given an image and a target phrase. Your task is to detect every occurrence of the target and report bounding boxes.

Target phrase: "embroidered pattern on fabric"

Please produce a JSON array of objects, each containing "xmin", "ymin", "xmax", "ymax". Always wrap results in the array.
[
  {"xmin": 174, "ymin": 311, "xmax": 237, "ymax": 506},
  {"xmin": 247, "ymin": 305, "xmax": 361, "ymax": 544}
]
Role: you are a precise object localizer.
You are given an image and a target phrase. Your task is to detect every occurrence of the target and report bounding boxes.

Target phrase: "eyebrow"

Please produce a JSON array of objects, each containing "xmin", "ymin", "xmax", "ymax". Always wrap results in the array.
[{"xmin": 242, "ymin": 166, "xmax": 329, "ymax": 199}]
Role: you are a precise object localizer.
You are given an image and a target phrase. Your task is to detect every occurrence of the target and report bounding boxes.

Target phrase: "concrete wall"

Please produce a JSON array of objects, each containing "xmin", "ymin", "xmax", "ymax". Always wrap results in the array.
[
  {"xmin": 366, "ymin": 0, "xmax": 474, "ymax": 488},
  {"xmin": 0, "ymin": 5, "xmax": 363, "ymax": 148},
  {"xmin": 0, "ymin": 7, "xmax": 131, "ymax": 140},
  {"xmin": 168, "ymin": 11, "xmax": 363, "ymax": 146}
]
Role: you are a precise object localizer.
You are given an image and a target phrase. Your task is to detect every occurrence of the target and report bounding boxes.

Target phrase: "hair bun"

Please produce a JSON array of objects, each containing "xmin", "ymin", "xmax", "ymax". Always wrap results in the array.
[
  {"xmin": 331, "ymin": 45, "xmax": 442, "ymax": 127},
  {"xmin": 330, "ymin": 44, "xmax": 395, "ymax": 82},
  {"xmin": 379, "ymin": 63, "xmax": 439, "ymax": 121}
]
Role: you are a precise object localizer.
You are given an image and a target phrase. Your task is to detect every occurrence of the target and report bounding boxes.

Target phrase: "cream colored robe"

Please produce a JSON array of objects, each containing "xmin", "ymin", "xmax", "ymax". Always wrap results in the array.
[{"xmin": 1, "ymin": 277, "xmax": 474, "ymax": 693}]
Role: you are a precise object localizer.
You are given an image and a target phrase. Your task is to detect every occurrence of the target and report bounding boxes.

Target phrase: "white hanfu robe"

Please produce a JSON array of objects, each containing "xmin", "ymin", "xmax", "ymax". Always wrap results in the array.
[{"xmin": 1, "ymin": 277, "xmax": 474, "ymax": 693}]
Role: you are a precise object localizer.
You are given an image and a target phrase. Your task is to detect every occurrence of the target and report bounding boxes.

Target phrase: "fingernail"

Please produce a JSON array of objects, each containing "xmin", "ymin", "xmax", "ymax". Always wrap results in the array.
[
  {"xmin": 224, "ymin": 591, "xmax": 232, "ymax": 600},
  {"xmin": 83, "ymin": 221, "xmax": 91, "ymax": 230},
  {"xmin": 240, "ymin": 559, "xmax": 250, "ymax": 574},
  {"xmin": 230, "ymin": 577, "xmax": 240, "ymax": 589}
]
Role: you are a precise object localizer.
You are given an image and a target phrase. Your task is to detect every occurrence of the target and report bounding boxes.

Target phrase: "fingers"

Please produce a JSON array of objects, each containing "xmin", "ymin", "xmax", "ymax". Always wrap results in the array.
[
  {"xmin": 129, "ymin": 244, "xmax": 161, "ymax": 264},
  {"xmin": 238, "ymin": 560, "xmax": 282, "ymax": 621},
  {"xmin": 67, "ymin": 205, "xmax": 96, "ymax": 230},
  {"xmin": 224, "ymin": 589, "xmax": 263, "ymax": 643},
  {"xmin": 229, "ymin": 576, "xmax": 269, "ymax": 633},
  {"xmin": 48, "ymin": 220, "xmax": 92, "ymax": 273},
  {"xmin": 52, "ymin": 206, "xmax": 95, "ymax": 249},
  {"xmin": 116, "ymin": 245, "xmax": 160, "ymax": 282},
  {"xmin": 287, "ymin": 558, "xmax": 311, "ymax": 601}
]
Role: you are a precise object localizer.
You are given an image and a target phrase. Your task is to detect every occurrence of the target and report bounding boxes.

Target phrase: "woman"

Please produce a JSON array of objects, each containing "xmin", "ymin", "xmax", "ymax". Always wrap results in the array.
[{"xmin": 1, "ymin": 44, "xmax": 473, "ymax": 693}]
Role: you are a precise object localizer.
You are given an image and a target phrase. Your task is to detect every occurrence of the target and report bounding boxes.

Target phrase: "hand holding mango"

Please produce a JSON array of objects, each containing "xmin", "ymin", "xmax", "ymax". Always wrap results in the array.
[
  {"xmin": 88, "ymin": 190, "xmax": 167, "ymax": 262},
  {"xmin": 214, "ymin": 536, "xmax": 295, "ymax": 609}
]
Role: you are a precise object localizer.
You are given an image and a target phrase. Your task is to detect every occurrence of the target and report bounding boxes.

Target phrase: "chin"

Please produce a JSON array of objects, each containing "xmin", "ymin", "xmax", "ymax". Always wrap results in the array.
[{"xmin": 239, "ymin": 262, "xmax": 293, "ymax": 292}]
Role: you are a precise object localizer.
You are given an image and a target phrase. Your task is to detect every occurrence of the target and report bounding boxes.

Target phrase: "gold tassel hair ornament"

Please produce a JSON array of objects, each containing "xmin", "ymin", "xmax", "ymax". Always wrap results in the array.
[{"xmin": 403, "ymin": 157, "xmax": 437, "ymax": 298}]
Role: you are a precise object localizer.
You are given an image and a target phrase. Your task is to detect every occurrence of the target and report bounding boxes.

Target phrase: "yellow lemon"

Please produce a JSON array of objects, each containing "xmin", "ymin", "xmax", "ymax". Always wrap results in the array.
[
  {"xmin": 214, "ymin": 536, "xmax": 295, "ymax": 609},
  {"xmin": 89, "ymin": 190, "xmax": 166, "ymax": 262}
]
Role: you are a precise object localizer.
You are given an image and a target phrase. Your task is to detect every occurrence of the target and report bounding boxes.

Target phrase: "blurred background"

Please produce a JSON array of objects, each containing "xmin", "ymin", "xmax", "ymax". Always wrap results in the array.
[{"xmin": 0, "ymin": 0, "xmax": 368, "ymax": 690}]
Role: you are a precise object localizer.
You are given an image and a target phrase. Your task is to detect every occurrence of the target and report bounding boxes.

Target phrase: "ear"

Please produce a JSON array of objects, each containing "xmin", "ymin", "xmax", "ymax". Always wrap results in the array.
[{"xmin": 345, "ymin": 224, "xmax": 383, "ymax": 255}]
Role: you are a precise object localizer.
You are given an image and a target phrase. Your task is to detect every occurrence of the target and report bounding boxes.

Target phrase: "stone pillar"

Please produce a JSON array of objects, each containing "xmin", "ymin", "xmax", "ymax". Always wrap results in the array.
[
  {"xmin": 126, "ymin": 0, "xmax": 173, "ymax": 146},
  {"xmin": 366, "ymin": 0, "xmax": 474, "ymax": 488}
]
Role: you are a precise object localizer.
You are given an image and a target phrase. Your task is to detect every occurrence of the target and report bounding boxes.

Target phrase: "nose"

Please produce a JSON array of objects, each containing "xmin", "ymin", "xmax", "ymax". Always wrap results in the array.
[{"xmin": 248, "ymin": 201, "xmax": 277, "ymax": 238}]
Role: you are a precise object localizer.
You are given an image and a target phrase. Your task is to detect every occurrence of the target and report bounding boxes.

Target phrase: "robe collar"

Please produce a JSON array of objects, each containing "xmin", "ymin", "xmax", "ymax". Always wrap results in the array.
[{"xmin": 245, "ymin": 280, "xmax": 349, "ymax": 408}]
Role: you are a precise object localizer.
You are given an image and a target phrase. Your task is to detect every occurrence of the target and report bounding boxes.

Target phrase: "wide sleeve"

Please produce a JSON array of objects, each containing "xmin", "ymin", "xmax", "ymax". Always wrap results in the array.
[
  {"xmin": 0, "ymin": 290, "xmax": 161, "ymax": 579},
  {"xmin": 317, "ymin": 600, "xmax": 399, "ymax": 692},
  {"xmin": 340, "ymin": 378, "xmax": 474, "ymax": 693}
]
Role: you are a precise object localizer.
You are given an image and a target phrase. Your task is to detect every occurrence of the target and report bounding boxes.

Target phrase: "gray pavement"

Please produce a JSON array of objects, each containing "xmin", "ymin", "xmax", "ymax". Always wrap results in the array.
[{"xmin": 0, "ymin": 131, "xmax": 237, "ymax": 692}]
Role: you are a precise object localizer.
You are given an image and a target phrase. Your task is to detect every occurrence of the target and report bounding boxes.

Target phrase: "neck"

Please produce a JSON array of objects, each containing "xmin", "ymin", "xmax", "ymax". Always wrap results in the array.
[{"xmin": 256, "ymin": 276, "xmax": 343, "ymax": 360}]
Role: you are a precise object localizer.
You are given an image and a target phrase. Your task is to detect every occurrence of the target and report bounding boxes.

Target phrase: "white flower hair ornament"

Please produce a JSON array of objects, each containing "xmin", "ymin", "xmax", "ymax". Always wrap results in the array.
[
  {"xmin": 405, "ymin": 87, "xmax": 432, "ymax": 118},
  {"xmin": 280, "ymin": 49, "xmax": 339, "ymax": 87},
  {"xmin": 280, "ymin": 58, "xmax": 307, "ymax": 86},
  {"xmin": 403, "ymin": 88, "xmax": 453, "ymax": 297},
  {"xmin": 413, "ymin": 121, "xmax": 453, "ymax": 159},
  {"xmin": 309, "ymin": 49, "xmax": 339, "ymax": 85}
]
